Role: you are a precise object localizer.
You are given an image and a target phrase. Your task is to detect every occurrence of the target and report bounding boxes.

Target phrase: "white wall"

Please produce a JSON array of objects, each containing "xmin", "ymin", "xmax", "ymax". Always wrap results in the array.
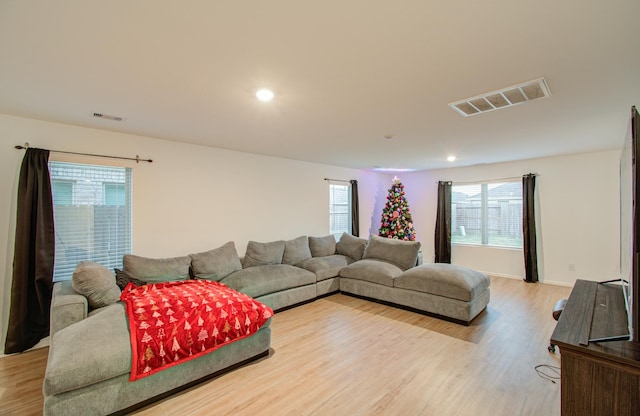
[
  {"xmin": 402, "ymin": 150, "xmax": 621, "ymax": 286},
  {"xmin": 0, "ymin": 112, "xmax": 623, "ymax": 354},
  {"xmin": 0, "ymin": 113, "xmax": 390, "ymax": 354}
]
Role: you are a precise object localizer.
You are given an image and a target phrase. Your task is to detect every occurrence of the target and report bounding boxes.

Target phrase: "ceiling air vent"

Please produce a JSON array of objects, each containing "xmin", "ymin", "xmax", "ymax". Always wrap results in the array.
[
  {"xmin": 449, "ymin": 77, "xmax": 551, "ymax": 117},
  {"xmin": 93, "ymin": 112, "xmax": 123, "ymax": 122}
]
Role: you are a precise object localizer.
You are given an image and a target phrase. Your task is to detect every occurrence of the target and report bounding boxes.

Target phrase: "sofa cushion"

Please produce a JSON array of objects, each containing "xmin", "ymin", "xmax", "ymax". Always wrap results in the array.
[
  {"xmin": 221, "ymin": 264, "xmax": 315, "ymax": 298},
  {"xmin": 123, "ymin": 254, "xmax": 191, "ymax": 283},
  {"xmin": 309, "ymin": 235, "xmax": 336, "ymax": 257},
  {"xmin": 50, "ymin": 281, "xmax": 89, "ymax": 335},
  {"xmin": 114, "ymin": 268, "xmax": 147, "ymax": 290},
  {"xmin": 339, "ymin": 259, "xmax": 404, "ymax": 287},
  {"xmin": 190, "ymin": 241, "xmax": 242, "ymax": 281},
  {"xmin": 363, "ymin": 234, "xmax": 421, "ymax": 271},
  {"xmin": 296, "ymin": 254, "xmax": 354, "ymax": 281},
  {"xmin": 71, "ymin": 261, "xmax": 121, "ymax": 309},
  {"xmin": 44, "ymin": 303, "xmax": 131, "ymax": 396},
  {"xmin": 242, "ymin": 240, "xmax": 285, "ymax": 268},
  {"xmin": 395, "ymin": 263, "xmax": 490, "ymax": 302},
  {"xmin": 282, "ymin": 236, "xmax": 312, "ymax": 265},
  {"xmin": 336, "ymin": 233, "xmax": 367, "ymax": 260}
]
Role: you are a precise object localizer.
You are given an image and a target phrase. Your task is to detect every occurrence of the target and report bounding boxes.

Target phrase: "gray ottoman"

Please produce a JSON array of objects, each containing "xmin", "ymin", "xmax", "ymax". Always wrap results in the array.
[{"xmin": 392, "ymin": 263, "xmax": 490, "ymax": 324}]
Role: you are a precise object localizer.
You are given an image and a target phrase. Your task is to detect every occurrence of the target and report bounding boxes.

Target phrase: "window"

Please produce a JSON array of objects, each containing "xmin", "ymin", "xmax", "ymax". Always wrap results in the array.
[
  {"xmin": 49, "ymin": 161, "xmax": 132, "ymax": 281},
  {"xmin": 51, "ymin": 180, "xmax": 73, "ymax": 205},
  {"xmin": 451, "ymin": 181, "xmax": 522, "ymax": 248},
  {"xmin": 104, "ymin": 183, "xmax": 126, "ymax": 206},
  {"xmin": 329, "ymin": 183, "xmax": 351, "ymax": 240}
]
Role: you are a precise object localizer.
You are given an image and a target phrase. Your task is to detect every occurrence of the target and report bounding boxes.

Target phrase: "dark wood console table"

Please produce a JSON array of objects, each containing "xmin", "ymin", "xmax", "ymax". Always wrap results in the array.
[{"xmin": 550, "ymin": 279, "xmax": 640, "ymax": 415}]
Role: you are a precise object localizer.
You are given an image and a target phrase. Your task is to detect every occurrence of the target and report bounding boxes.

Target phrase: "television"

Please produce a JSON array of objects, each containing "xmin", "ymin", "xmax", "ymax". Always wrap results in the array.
[{"xmin": 620, "ymin": 105, "xmax": 640, "ymax": 343}]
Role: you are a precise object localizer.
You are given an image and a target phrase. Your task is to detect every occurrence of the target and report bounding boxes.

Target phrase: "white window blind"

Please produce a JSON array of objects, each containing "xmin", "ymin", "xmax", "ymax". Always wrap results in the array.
[
  {"xmin": 329, "ymin": 183, "xmax": 351, "ymax": 241},
  {"xmin": 49, "ymin": 161, "xmax": 132, "ymax": 281},
  {"xmin": 451, "ymin": 181, "xmax": 523, "ymax": 248}
]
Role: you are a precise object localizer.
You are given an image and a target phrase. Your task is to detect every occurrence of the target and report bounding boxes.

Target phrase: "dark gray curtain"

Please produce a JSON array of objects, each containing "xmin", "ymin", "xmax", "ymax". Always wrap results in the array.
[
  {"xmin": 434, "ymin": 181, "xmax": 452, "ymax": 263},
  {"xmin": 350, "ymin": 180, "xmax": 359, "ymax": 237},
  {"xmin": 523, "ymin": 173, "xmax": 539, "ymax": 283},
  {"xmin": 4, "ymin": 148, "xmax": 55, "ymax": 353}
]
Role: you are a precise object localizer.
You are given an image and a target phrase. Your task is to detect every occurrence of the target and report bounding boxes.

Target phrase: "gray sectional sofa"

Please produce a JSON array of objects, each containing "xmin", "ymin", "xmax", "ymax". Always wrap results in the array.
[
  {"xmin": 44, "ymin": 233, "xmax": 490, "ymax": 415},
  {"xmin": 339, "ymin": 235, "xmax": 490, "ymax": 324}
]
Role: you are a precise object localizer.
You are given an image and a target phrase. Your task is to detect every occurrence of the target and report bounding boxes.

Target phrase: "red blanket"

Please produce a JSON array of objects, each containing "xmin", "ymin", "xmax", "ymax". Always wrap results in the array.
[{"xmin": 120, "ymin": 280, "xmax": 273, "ymax": 381}]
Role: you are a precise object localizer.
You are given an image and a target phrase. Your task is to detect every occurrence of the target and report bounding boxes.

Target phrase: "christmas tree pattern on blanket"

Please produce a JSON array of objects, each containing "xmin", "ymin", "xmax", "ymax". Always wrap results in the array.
[{"xmin": 120, "ymin": 279, "xmax": 273, "ymax": 381}]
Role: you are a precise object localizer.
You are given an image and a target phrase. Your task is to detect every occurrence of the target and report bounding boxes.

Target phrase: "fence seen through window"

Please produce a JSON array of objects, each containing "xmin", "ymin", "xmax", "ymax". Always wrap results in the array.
[
  {"xmin": 451, "ymin": 181, "xmax": 523, "ymax": 248},
  {"xmin": 49, "ymin": 161, "xmax": 132, "ymax": 281}
]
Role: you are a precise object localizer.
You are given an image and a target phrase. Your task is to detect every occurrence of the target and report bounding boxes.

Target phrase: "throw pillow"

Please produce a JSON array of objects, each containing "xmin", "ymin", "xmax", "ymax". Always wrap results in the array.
[
  {"xmin": 72, "ymin": 261, "xmax": 121, "ymax": 308},
  {"xmin": 114, "ymin": 268, "xmax": 147, "ymax": 290},
  {"xmin": 309, "ymin": 235, "xmax": 336, "ymax": 257},
  {"xmin": 123, "ymin": 254, "xmax": 191, "ymax": 283},
  {"xmin": 242, "ymin": 240, "xmax": 286, "ymax": 268},
  {"xmin": 190, "ymin": 241, "xmax": 243, "ymax": 281},
  {"xmin": 283, "ymin": 236, "xmax": 312, "ymax": 265},
  {"xmin": 336, "ymin": 232, "xmax": 367, "ymax": 260},
  {"xmin": 363, "ymin": 234, "xmax": 421, "ymax": 271}
]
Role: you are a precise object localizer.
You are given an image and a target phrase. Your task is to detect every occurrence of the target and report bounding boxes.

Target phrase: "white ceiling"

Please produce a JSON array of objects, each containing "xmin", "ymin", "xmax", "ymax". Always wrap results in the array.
[{"xmin": 1, "ymin": 0, "xmax": 639, "ymax": 171}]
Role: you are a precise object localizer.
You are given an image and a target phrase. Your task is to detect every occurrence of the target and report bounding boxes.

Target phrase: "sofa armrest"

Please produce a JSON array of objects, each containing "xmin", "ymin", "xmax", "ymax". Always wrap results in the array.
[{"xmin": 50, "ymin": 281, "xmax": 89, "ymax": 335}]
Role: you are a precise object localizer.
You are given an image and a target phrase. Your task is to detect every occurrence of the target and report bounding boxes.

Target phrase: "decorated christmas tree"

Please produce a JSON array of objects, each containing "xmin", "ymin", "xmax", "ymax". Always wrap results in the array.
[{"xmin": 378, "ymin": 177, "xmax": 417, "ymax": 240}]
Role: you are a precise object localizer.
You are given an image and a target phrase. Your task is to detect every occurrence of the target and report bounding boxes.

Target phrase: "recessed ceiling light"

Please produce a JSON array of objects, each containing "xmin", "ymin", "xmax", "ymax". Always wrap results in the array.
[
  {"xmin": 256, "ymin": 89, "xmax": 275, "ymax": 102},
  {"xmin": 447, "ymin": 155, "xmax": 457, "ymax": 162}
]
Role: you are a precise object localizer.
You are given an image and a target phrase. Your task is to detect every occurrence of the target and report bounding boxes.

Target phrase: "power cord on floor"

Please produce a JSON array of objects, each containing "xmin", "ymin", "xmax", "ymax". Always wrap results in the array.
[{"xmin": 535, "ymin": 364, "xmax": 561, "ymax": 384}]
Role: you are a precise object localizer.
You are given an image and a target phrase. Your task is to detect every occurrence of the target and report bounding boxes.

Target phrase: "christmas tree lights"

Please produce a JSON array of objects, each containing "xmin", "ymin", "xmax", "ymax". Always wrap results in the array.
[{"xmin": 378, "ymin": 177, "xmax": 417, "ymax": 240}]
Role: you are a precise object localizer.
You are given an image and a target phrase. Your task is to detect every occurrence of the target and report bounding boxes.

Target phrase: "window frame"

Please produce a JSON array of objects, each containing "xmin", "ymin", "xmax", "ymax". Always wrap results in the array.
[
  {"xmin": 49, "ymin": 160, "xmax": 132, "ymax": 281},
  {"xmin": 451, "ymin": 180, "xmax": 523, "ymax": 249},
  {"xmin": 329, "ymin": 182, "xmax": 352, "ymax": 240},
  {"xmin": 103, "ymin": 182, "xmax": 127, "ymax": 206},
  {"xmin": 51, "ymin": 179, "xmax": 74, "ymax": 205}
]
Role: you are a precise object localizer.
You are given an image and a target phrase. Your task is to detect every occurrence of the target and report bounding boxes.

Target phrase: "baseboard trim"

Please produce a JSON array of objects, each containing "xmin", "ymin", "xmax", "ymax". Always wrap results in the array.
[{"xmin": 485, "ymin": 273, "xmax": 574, "ymax": 288}]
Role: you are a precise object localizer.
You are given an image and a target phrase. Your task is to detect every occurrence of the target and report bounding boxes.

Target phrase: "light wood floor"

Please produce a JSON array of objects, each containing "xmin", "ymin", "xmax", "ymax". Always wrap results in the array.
[{"xmin": 0, "ymin": 276, "xmax": 571, "ymax": 416}]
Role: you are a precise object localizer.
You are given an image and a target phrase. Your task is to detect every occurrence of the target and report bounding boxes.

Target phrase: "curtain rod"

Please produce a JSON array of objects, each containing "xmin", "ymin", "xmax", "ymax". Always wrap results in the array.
[
  {"xmin": 14, "ymin": 142, "xmax": 153, "ymax": 163},
  {"xmin": 437, "ymin": 173, "xmax": 538, "ymax": 185},
  {"xmin": 324, "ymin": 177, "xmax": 351, "ymax": 183}
]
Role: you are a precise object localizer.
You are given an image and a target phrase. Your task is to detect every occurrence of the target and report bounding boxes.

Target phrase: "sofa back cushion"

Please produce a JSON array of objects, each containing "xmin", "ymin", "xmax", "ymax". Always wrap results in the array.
[
  {"xmin": 222, "ymin": 264, "xmax": 315, "ymax": 298},
  {"xmin": 363, "ymin": 234, "xmax": 421, "ymax": 271},
  {"xmin": 190, "ymin": 241, "xmax": 242, "ymax": 281},
  {"xmin": 72, "ymin": 261, "xmax": 121, "ymax": 308},
  {"xmin": 242, "ymin": 240, "xmax": 285, "ymax": 268},
  {"xmin": 114, "ymin": 268, "xmax": 147, "ymax": 290},
  {"xmin": 282, "ymin": 236, "xmax": 312, "ymax": 265},
  {"xmin": 123, "ymin": 254, "xmax": 191, "ymax": 283},
  {"xmin": 309, "ymin": 235, "xmax": 337, "ymax": 257},
  {"xmin": 336, "ymin": 232, "xmax": 367, "ymax": 260}
]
